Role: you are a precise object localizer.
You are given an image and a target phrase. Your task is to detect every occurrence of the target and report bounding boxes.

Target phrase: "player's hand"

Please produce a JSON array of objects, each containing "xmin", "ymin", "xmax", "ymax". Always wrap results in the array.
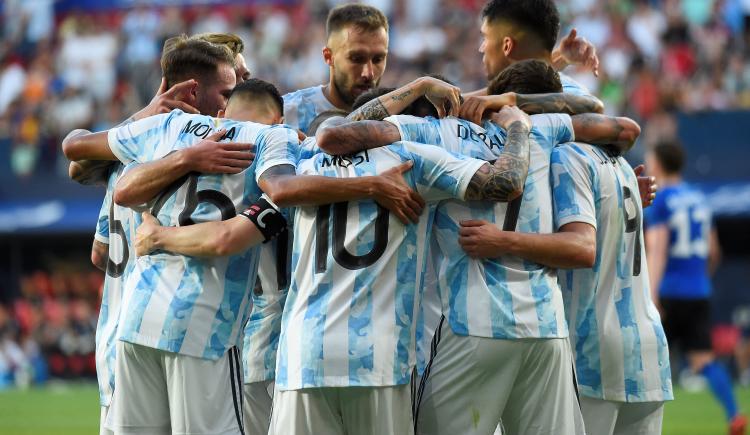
[
  {"xmin": 458, "ymin": 219, "xmax": 508, "ymax": 258},
  {"xmin": 552, "ymin": 28, "xmax": 600, "ymax": 77},
  {"xmin": 489, "ymin": 106, "xmax": 532, "ymax": 131},
  {"xmin": 132, "ymin": 77, "xmax": 200, "ymax": 121},
  {"xmin": 634, "ymin": 165, "xmax": 657, "ymax": 208},
  {"xmin": 183, "ymin": 130, "xmax": 255, "ymax": 174},
  {"xmin": 135, "ymin": 212, "xmax": 162, "ymax": 256},
  {"xmin": 419, "ymin": 76, "xmax": 462, "ymax": 118},
  {"xmin": 372, "ymin": 161, "xmax": 426, "ymax": 224},
  {"xmin": 459, "ymin": 93, "xmax": 516, "ymax": 125}
]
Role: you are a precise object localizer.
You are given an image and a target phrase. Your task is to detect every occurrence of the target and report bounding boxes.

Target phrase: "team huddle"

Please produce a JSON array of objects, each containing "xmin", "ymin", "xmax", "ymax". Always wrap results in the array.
[{"xmin": 58, "ymin": 1, "xmax": 741, "ymax": 435}]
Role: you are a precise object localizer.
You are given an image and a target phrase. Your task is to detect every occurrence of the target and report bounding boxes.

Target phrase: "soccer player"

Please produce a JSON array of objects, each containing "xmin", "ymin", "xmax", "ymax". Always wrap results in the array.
[
  {"xmin": 317, "ymin": 60, "xmax": 639, "ymax": 435},
  {"xmin": 283, "ymin": 3, "xmax": 388, "ymax": 133},
  {"xmin": 645, "ymin": 142, "xmax": 747, "ymax": 435}
]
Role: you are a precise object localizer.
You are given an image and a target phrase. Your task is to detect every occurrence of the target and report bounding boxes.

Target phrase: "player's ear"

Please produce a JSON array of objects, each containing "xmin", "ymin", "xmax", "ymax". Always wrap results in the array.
[
  {"xmin": 217, "ymin": 109, "xmax": 226, "ymax": 119},
  {"xmin": 323, "ymin": 46, "xmax": 334, "ymax": 67},
  {"xmin": 502, "ymin": 36, "xmax": 514, "ymax": 58}
]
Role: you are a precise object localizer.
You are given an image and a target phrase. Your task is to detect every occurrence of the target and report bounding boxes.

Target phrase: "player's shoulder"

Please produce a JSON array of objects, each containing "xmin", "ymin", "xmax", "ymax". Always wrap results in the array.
[
  {"xmin": 282, "ymin": 85, "xmax": 323, "ymax": 104},
  {"xmin": 559, "ymin": 73, "xmax": 593, "ymax": 97}
]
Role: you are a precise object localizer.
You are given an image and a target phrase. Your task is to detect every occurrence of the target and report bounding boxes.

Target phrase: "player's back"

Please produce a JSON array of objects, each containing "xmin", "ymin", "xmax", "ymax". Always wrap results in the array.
[
  {"xmin": 552, "ymin": 143, "xmax": 673, "ymax": 402},
  {"xmin": 645, "ymin": 183, "xmax": 712, "ymax": 299},
  {"xmin": 386, "ymin": 114, "xmax": 574, "ymax": 339},
  {"xmin": 277, "ymin": 141, "xmax": 482, "ymax": 390},
  {"xmin": 95, "ymin": 164, "xmax": 136, "ymax": 407},
  {"xmin": 110, "ymin": 109, "xmax": 299, "ymax": 360}
]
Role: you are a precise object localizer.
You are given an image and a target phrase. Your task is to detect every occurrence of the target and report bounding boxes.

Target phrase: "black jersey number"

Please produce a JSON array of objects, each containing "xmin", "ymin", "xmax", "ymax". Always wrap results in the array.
[
  {"xmin": 315, "ymin": 202, "xmax": 389, "ymax": 273},
  {"xmin": 622, "ymin": 186, "xmax": 642, "ymax": 276},
  {"xmin": 151, "ymin": 174, "xmax": 236, "ymax": 225},
  {"xmin": 106, "ymin": 199, "xmax": 129, "ymax": 278}
]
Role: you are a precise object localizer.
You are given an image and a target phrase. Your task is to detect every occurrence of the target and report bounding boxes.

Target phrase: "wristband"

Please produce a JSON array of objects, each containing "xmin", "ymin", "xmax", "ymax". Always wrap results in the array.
[{"xmin": 240, "ymin": 194, "xmax": 287, "ymax": 243}]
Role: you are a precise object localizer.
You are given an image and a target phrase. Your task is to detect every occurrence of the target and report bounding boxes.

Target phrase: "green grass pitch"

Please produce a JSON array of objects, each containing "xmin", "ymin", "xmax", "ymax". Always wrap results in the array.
[{"xmin": 0, "ymin": 384, "xmax": 748, "ymax": 434}]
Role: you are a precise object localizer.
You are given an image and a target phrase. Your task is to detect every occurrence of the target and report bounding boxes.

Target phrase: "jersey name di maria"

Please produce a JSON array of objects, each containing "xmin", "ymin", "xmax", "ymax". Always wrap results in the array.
[
  {"xmin": 644, "ymin": 183, "xmax": 713, "ymax": 299},
  {"xmin": 276, "ymin": 141, "xmax": 484, "ymax": 390},
  {"xmin": 282, "ymin": 85, "xmax": 336, "ymax": 134},
  {"xmin": 552, "ymin": 143, "xmax": 673, "ymax": 402},
  {"xmin": 94, "ymin": 163, "xmax": 136, "ymax": 407},
  {"xmin": 386, "ymin": 114, "xmax": 573, "ymax": 339},
  {"xmin": 107, "ymin": 109, "xmax": 299, "ymax": 360}
]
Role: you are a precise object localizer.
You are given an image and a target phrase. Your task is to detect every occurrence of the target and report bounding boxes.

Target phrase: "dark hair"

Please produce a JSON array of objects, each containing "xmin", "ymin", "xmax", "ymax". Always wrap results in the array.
[
  {"xmin": 229, "ymin": 78, "xmax": 284, "ymax": 116},
  {"xmin": 481, "ymin": 0, "xmax": 560, "ymax": 52},
  {"xmin": 308, "ymin": 109, "xmax": 350, "ymax": 135},
  {"xmin": 161, "ymin": 38, "xmax": 235, "ymax": 89},
  {"xmin": 652, "ymin": 142, "xmax": 685, "ymax": 174},
  {"xmin": 488, "ymin": 59, "xmax": 562, "ymax": 95},
  {"xmin": 326, "ymin": 3, "xmax": 389, "ymax": 39}
]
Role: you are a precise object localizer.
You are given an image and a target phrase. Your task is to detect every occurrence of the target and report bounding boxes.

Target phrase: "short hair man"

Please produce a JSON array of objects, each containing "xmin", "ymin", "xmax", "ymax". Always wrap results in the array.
[
  {"xmin": 645, "ymin": 142, "xmax": 746, "ymax": 435},
  {"xmin": 283, "ymin": 3, "xmax": 389, "ymax": 134}
]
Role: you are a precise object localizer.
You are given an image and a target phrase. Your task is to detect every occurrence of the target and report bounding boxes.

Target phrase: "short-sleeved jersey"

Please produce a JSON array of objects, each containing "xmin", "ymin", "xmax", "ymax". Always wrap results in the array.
[
  {"xmin": 560, "ymin": 73, "xmax": 593, "ymax": 97},
  {"xmin": 276, "ymin": 142, "xmax": 485, "ymax": 390},
  {"xmin": 94, "ymin": 163, "xmax": 136, "ymax": 406},
  {"xmin": 108, "ymin": 109, "xmax": 299, "ymax": 360},
  {"xmin": 283, "ymin": 85, "xmax": 336, "ymax": 134},
  {"xmin": 243, "ymin": 136, "xmax": 319, "ymax": 382},
  {"xmin": 644, "ymin": 183, "xmax": 713, "ymax": 299},
  {"xmin": 552, "ymin": 143, "xmax": 673, "ymax": 402},
  {"xmin": 386, "ymin": 114, "xmax": 574, "ymax": 339}
]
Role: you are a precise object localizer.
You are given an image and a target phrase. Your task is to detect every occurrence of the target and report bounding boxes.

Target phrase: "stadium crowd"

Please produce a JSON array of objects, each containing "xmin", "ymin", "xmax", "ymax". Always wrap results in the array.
[{"xmin": 0, "ymin": 0, "xmax": 748, "ymax": 180}]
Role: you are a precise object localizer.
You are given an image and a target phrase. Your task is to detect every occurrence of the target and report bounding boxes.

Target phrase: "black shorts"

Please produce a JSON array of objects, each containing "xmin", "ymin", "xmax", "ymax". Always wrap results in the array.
[{"xmin": 660, "ymin": 298, "xmax": 712, "ymax": 352}]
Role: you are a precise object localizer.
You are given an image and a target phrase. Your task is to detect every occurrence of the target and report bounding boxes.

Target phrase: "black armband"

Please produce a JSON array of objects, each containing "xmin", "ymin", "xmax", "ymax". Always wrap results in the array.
[{"xmin": 240, "ymin": 194, "xmax": 287, "ymax": 243}]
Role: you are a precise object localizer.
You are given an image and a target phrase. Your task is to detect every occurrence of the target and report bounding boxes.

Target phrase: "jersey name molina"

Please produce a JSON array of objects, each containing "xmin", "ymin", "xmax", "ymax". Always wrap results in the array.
[{"xmin": 107, "ymin": 109, "xmax": 299, "ymax": 360}]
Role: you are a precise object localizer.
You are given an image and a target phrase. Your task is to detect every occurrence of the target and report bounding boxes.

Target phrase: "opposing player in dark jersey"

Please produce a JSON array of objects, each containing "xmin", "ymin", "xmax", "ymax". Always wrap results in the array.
[{"xmin": 645, "ymin": 142, "xmax": 747, "ymax": 435}]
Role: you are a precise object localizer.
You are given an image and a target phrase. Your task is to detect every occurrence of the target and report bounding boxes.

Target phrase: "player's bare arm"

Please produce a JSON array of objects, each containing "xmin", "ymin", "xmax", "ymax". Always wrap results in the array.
[
  {"xmin": 460, "ymin": 92, "xmax": 604, "ymax": 125},
  {"xmin": 91, "ymin": 240, "xmax": 109, "ymax": 272},
  {"xmin": 645, "ymin": 224, "xmax": 669, "ymax": 308},
  {"xmin": 347, "ymin": 76, "xmax": 461, "ymax": 121},
  {"xmin": 62, "ymin": 129, "xmax": 116, "ymax": 162},
  {"xmin": 458, "ymin": 220, "xmax": 596, "ymax": 267},
  {"xmin": 135, "ymin": 211, "xmax": 265, "ymax": 257},
  {"xmin": 570, "ymin": 113, "xmax": 641, "ymax": 153},
  {"xmin": 464, "ymin": 107, "xmax": 531, "ymax": 202},
  {"xmin": 114, "ymin": 130, "xmax": 255, "ymax": 207},
  {"xmin": 258, "ymin": 162, "xmax": 425, "ymax": 224},
  {"xmin": 316, "ymin": 119, "xmax": 401, "ymax": 156}
]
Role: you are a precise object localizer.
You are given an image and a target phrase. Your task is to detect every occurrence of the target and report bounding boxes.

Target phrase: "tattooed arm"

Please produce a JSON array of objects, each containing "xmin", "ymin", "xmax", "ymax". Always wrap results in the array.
[
  {"xmin": 316, "ymin": 119, "xmax": 401, "ymax": 156},
  {"xmin": 464, "ymin": 107, "xmax": 531, "ymax": 202},
  {"xmin": 460, "ymin": 92, "xmax": 604, "ymax": 124},
  {"xmin": 347, "ymin": 76, "xmax": 461, "ymax": 121},
  {"xmin": 571, "ymin": 114, "xmax": 641, "ymax": 154}
]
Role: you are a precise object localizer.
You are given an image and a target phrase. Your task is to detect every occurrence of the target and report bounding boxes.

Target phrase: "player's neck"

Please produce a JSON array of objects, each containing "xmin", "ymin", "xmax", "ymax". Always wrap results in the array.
[{"xmin": 322, "ymin": 82, "xmax": 351, "ymax": 111}]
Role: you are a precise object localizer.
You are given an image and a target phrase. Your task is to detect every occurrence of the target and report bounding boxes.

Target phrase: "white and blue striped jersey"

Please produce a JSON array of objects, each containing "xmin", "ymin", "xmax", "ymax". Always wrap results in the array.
[
  {"xmin": 560, "ymin": 73, "xmax": 592, "ymax": 97},
  {"xmin": 243, "ymin": 137, "xmax": 318, "ymax": 383},
  {"xmin": 243, "ymin": 230, "xmax": 292, "ymax": 383},
  {"xmin": 276, "ymin": 141, "xmax": 485, "ymax": 390},
  {"xmin": 107, "ymin": 109, "xmax": 300, "ymax": 360},
  {"xmin": 386, "ymin": 114, "xmax": 574, "ymax": 339},
  {"xmin": 94, "ymin": 163, "xmax": 136, "ymax": 407},
  {"xmin": 552, "ymin": 143, "xmax": 673, "ymax": 402},
  {"xmin": 283, "ymin": 85, "xmax": 336, "ymax": 134}
]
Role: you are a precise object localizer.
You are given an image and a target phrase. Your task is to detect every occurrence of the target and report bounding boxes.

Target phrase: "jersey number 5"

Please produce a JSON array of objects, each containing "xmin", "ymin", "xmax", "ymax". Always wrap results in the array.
[{"xmin": 315, "ymin": 202, "xmax": 389, "ymax": 273}]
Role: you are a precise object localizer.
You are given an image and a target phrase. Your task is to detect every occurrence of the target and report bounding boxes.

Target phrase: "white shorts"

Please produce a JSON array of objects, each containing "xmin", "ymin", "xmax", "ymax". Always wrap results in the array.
[
  {"xmin": 579, "ymin": 396, "xmax": 664, "ymax": 435},
  {"xmin": 415, "ymin": 320, "xmax": 583, "ymax": 435},
  {"xmin": 111, "ymin": 341, "xmax": 245, "ymax": 435},
  {"xmin": 100, "ymin": 406, "xmax": 114, "ymax": 435},
  {"xmin": 269, "ymin": 384, "xmax": 413, "ymax": 435},
  {"xmin": 243, "ymin": 381, "xmax": 274, "ymax": 435}
]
